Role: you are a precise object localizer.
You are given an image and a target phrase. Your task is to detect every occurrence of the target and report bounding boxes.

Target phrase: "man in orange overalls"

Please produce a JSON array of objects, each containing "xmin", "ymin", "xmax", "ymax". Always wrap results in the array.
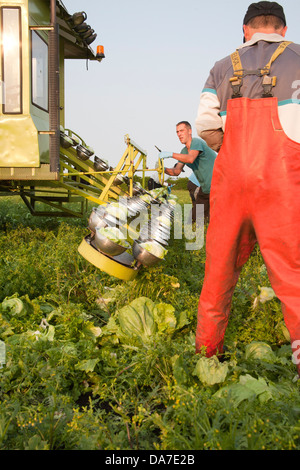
[{"xmin": 195, "ymin": 1, "xmax": 300, "ymax": 375}]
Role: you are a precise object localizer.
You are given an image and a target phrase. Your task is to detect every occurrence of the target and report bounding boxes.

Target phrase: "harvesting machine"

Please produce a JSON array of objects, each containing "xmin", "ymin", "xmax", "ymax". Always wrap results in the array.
[{"xmin": 0, "ymin": 0, "xmax": 172, "ymax": 280}]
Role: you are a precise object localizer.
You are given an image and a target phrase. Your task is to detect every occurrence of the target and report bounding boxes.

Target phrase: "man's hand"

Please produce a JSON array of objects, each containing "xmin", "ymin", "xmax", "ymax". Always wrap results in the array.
[{"xmin": 159, "ymin": 151, "xmax": 173, "ymax": 159}]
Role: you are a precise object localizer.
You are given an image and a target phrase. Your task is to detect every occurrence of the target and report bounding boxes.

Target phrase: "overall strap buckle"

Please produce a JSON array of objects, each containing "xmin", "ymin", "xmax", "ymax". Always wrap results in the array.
[
  {"xmin": 229, "ymin": 41, "xmax": 292, "ymax": 99},
  {"xmin": 229, "ymin": 76, "xmax": 243, "ymax": 98},
  {"xmin": 261, "ymin": 75, "xmax": 277, "ymax": 98}
]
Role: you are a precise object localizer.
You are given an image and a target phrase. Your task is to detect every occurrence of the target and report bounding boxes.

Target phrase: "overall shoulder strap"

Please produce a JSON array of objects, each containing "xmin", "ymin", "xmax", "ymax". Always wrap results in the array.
[
  {"xmin": 230, "ymin": 50, "xmax": 243, "ymax": 77},
  {"xmin": 229, "ymin": 50, "xmax": 244, "ymax": 98},
  {"xmin": 229, "ymin": 41, "xmax": 293, "ymax": 98},
  {"xmin": 260, "ymin": 41, "xmax": 292, "ymax": 97},
  {"xmin": 260, "ymin": 41, "xmax": 292, "ymax": 75}
]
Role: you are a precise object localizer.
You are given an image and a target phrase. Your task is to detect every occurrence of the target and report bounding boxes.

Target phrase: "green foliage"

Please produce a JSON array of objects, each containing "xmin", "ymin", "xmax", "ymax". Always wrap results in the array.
[
  {"xmin": 171, "ymin": 178, "xmax": 190, "ymax": 190},
  {"xmin": 0, "ymin": 196, "xmax": 300, "ymax": 450}
]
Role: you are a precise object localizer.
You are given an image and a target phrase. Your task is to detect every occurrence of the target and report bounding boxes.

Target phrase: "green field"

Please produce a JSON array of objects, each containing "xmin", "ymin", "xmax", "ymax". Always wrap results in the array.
[{"xmin": 0, "ymin": 192, "xmax": 299, "ymax": 450}]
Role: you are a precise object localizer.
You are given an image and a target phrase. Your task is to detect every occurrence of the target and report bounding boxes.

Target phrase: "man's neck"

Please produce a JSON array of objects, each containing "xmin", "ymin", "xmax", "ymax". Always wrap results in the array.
[{"xmin": 185, "ymin": 136, "xmax": 193, "ymax": 151}]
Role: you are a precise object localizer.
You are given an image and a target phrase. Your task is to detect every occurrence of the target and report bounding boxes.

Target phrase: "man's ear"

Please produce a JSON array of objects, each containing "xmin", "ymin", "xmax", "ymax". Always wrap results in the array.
[{"xmin": 243, "ymin": 24, "xmax": 250, "ymax": 42}]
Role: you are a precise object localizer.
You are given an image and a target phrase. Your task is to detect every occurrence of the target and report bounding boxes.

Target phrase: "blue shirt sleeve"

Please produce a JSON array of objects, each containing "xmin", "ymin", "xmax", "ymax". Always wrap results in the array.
[{"xmin": 189, "ymin": 172, "xmax": 200, "ymax": 186}]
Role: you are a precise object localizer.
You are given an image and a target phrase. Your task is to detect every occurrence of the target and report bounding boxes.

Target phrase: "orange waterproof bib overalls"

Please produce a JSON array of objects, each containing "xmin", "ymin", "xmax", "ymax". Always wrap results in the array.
[{"xmin": 196, "ymin": 41, "xmax": 300, "ymax": 374}]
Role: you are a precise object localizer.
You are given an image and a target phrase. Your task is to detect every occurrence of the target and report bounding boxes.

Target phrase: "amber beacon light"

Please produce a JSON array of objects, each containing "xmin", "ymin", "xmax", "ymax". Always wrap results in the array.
[{"xmin": 96, "ymin": 45, "xmax": 105, "ymax": 59}]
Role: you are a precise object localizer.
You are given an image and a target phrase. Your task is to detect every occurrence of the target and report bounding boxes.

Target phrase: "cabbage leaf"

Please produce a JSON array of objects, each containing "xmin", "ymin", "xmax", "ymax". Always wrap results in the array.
[
  {"xmin": 193, "ymin": 356, "xmax": 229, "ymax": 386},
  {"xmin": 139, "ymin": 241, "xmax": 168, "ymax": 259},
  {"xmin": 2, "ymin": 297, "xmax": 26, "ymax": 317},
  {"xmin": 98, "ymin": 226, "xmax": 130, "ymax": 248},
  {"xmin": 117, "ymin": 297, "xmax": 157, "ymax": 343},
  {"xmin": 244, "ymin": 341, "xmax": 276, "ymax": 362},
  {"xmin": 214, "ymin": 374, "xmax": 275, "ymax": 405}
]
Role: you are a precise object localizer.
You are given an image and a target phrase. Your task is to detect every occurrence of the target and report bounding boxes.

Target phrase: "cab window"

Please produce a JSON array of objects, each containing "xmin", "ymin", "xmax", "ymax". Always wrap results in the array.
[
  {"xmin": 31, "ymin": 30, "xmax": 48, "ymax": 111},
  {"xmin": 1, "ymin": 7, "xmax": 22, "ymax": 114}
]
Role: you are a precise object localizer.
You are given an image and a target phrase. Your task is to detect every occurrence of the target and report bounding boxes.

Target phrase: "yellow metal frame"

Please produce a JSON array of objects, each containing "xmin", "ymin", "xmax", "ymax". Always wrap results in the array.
[
  {"xmin": 78, "ymin": 236, "xmax": 140, "ymax": 281},
  {"xmin": 58, "ymin": 131, "xmax": 165, "ymax": 206},
  {"xmin": 98, "ymin": 134, "xmax": 147, "ymax": 201},
  {"xmin": 0, "ymin": 127, "xmax": 165, "ymax": 216},
  {"xmin": 158, "ymin": 158, "xmax": 165, "ymax": 185}
]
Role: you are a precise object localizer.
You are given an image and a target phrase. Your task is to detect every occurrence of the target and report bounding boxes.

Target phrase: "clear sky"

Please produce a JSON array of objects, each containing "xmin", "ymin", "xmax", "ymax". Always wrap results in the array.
[{"xmin": 62, "ymin": 0, "xmax": 300, "ymax": 173}]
